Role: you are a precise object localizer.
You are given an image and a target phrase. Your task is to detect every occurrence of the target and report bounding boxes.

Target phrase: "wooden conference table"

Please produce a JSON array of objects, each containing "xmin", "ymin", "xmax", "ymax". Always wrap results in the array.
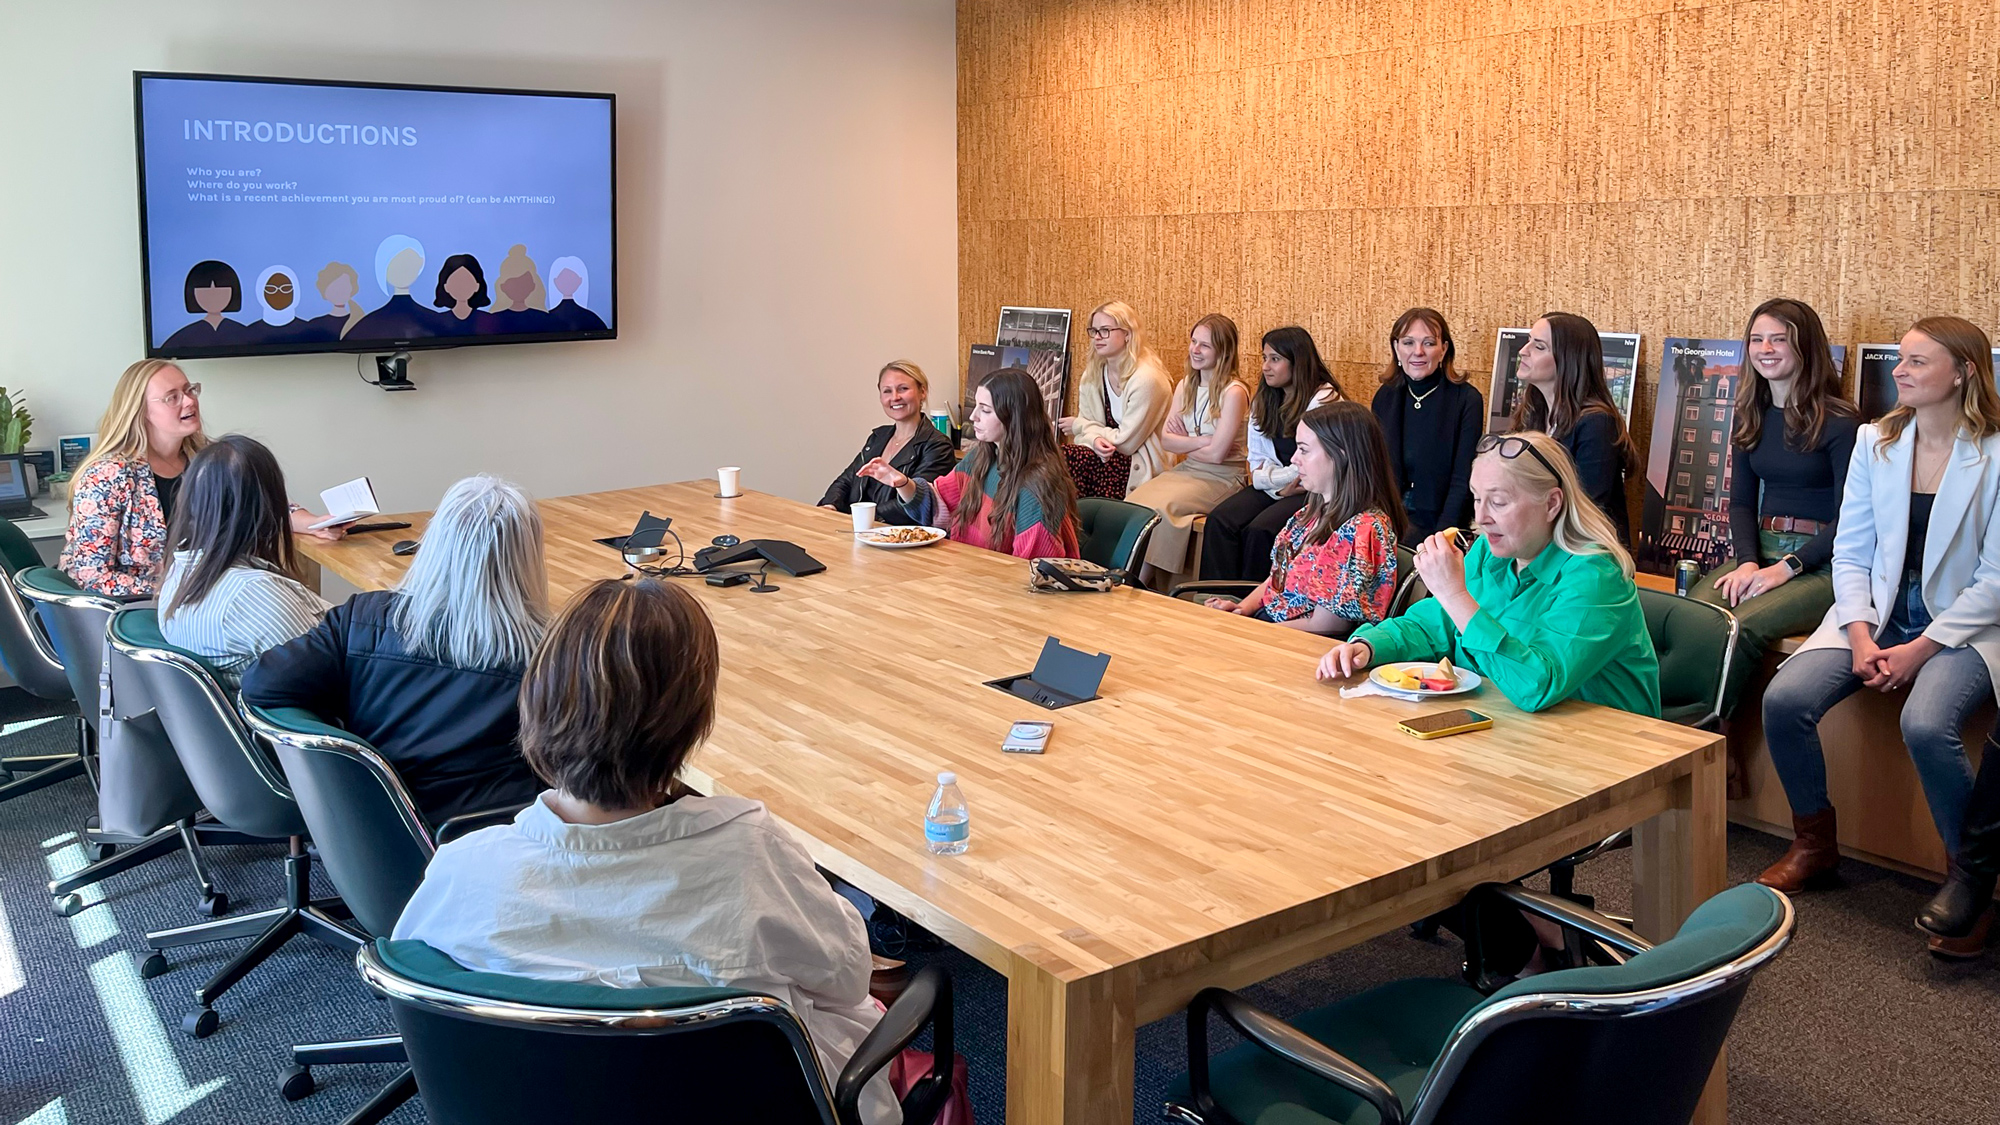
[{"xmin": 298, "ymin": 482, "xmax": 1726, "ymax": 1125}]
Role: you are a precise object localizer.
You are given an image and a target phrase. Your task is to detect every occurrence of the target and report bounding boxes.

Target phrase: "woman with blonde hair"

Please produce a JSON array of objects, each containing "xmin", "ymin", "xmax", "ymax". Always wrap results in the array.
[
  {"xmin": 490, "ymin": 244, "xmax": 555, "ymax": 333},
  {"xmin": 1755, "ymin": 318, "xmax": 2000, "ymax": 939},
  {"xmin": 62, "ymin": 359, "xmax": 338, "ymax": 597},
  {"xmin": 244, "ymin": 474, "xmax": 551, "ymax": 825},
  {"xmin": 1317, "ymin": 430, "xmax": 1658, "ymax": 718},
  {"xmin": 819, "ymin": 360, "xmax": 956, "ymax": 524},
  {"xmin": 1057, "ymin": 300, "xmax": 1174, "ymax": 499},
  {"xmin": 1125, "ymin": 314, "xmax": 1252, "ymax": 583},
  {"xmin": 300, "ymin": 262, "xmax": 367, "ymax": 341}
]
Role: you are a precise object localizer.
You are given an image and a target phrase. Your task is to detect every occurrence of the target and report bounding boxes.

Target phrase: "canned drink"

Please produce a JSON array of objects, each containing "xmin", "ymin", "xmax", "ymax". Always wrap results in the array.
[{"xmin": 1675, "ymin": 559, "xmax": 1700, "ymax": 597}]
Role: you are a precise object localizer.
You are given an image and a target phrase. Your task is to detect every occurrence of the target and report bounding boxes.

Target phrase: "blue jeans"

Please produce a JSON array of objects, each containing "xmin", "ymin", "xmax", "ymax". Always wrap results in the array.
[{"xmin": 1763, "ymin": 642, "xmax": 1988, "ymax": 853}]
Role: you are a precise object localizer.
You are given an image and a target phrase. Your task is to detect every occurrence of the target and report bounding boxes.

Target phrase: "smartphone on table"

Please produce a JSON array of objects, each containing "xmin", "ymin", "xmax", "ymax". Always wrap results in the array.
[{"xmin": 1397, "ymin": 708, "xmax": 1493, "ymax": 740}]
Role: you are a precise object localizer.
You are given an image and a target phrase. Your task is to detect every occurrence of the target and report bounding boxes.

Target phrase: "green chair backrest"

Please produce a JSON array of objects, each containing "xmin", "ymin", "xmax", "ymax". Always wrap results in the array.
[
  {"xmin": 1077, "ymin": 498, "xmax": 1157, "ymax": 571},
  {"xmin": 1637, "ymin": 587, "xmax": 1736, "ymax": 728},
  {"xmin": 0, "ymin": 519, "xmax": 43, "ymax": 577}
]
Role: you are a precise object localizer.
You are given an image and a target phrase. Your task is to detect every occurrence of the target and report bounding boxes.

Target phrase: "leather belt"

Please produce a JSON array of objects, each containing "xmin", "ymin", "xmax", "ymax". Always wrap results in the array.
[{"xmin": 1759, "ymin": 515, "xmax": 1824, "ymax": 535}]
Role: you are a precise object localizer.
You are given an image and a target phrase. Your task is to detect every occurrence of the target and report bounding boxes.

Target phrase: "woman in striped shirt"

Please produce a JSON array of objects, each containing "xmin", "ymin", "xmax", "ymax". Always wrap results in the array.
[{"xmin": 157, "ymin": 435, "xmax": 330, "ymax": 690}]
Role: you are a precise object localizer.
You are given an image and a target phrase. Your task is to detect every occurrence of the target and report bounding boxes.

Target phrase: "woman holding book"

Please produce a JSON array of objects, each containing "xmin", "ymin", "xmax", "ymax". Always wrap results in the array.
[
  {"xmin": 861, "ymin": 366, "xmax": 1081, "ymax": 559},
  {"xmin": 1370, "ymin": 308, "xmax": 1482, "ymax": 541},
  {"xmin": 1204, "ymin": 401, "xmax": 1403, "ymax": 636},
  {"xmin": 1125, "ymin": 314, "xmax": 1252, "ymax": 584},
  {"xmin": 818, "ymin": 360, "xmax": 956, "ymax": 525},
  {"xmin": 1056, "ymin": 300, "xmax": 1175, "ymax": 500},
  {"xmin": 1509, "ymin": 313, "xmax": 1639, "ymax": 545},
  {"xmin": 1688, "ymin": 299, "xmax": 1860, "ymax": 724},
  {"xmin": 1754, "ymin": 319, "xmax": 2000, "ymax": 929},
  {"xmin": 1199, "ymin": 326, "xmax": 1344, "ymax": 581}
]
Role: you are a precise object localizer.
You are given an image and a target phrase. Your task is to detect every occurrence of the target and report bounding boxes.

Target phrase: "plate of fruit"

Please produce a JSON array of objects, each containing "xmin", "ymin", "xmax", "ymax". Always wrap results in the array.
[{"xmin": 1369, "ymin": 657, "xmax": 1482, "ymax": 698}]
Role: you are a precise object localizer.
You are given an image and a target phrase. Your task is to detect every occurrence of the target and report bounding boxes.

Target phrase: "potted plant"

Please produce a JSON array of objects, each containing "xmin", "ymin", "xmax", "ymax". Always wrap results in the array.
[{"xmin": 0, "ymin": 387, "xmax": 30, "ymax": 457}]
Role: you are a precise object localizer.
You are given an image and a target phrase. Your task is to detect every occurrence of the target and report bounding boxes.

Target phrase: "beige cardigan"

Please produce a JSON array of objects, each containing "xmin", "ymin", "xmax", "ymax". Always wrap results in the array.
[{"xmin": 1074, "ymin": 352, "xmax": 1176, "ymax": 491}]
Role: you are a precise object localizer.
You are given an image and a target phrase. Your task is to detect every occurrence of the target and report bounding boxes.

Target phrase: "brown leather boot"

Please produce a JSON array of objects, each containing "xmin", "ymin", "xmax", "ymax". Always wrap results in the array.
[{"xmin": 1756, "ymin": 807, "xmax": 1841, "ymax": 892}]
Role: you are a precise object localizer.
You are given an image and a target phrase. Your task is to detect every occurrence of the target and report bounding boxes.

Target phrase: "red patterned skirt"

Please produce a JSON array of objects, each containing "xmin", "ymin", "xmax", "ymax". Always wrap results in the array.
[{"xmin": 1062, "ymin": 443, "xmax": 1130, "ymax": 500}]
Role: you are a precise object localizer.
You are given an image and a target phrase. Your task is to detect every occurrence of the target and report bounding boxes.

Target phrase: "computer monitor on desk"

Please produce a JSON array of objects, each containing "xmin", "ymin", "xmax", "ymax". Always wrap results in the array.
[{"xmin": 0, "ymin": 455, "xmax": 46, "ymax": 521}]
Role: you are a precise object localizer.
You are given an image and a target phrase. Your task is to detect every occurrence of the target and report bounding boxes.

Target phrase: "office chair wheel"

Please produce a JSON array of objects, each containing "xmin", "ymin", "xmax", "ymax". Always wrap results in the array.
[
  {"xmin": 51, "ymin": 893, "xmax": 83, "ymax": 918},
  {"xmin": 85, "ymin": 841, "xmax": 117, "ymax": 863},
  {"xmin": 182, "ymin": 1007, "xmax": 219, "ymax": 1039},
  {"xmin": 138, "ymin": 951, "xmax": 171, "ymax": 979},
  {"xmin": 196, "ymin": 892, "xmax": 229, "ymax": 917},
  {"xmin": 277, "ymin": 1064, "xmax": 315, "ymax": 1101}
]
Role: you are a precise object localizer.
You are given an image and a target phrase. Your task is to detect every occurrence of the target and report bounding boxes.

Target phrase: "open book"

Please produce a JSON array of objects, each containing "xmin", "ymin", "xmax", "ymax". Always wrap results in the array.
[{"xmin": 309, "ymin": 477, "xmax": 379, "ymax": 530}]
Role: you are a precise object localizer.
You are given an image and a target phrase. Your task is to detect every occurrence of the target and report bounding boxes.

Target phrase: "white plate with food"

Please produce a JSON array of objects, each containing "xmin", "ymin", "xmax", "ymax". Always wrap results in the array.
[
  {"xmin": 856, "ymin": 525, "xmax": 949, "ymax": 549},
  {"xmin": 1369, "ymin": 658, "xmax": 1483, "ymax": 698}
]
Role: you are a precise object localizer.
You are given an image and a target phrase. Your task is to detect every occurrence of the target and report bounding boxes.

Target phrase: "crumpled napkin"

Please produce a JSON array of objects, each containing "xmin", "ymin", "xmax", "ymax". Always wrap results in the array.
[{"xmin": 1338, "ymin": 677, "xmax": 1425, "ymax": 702}]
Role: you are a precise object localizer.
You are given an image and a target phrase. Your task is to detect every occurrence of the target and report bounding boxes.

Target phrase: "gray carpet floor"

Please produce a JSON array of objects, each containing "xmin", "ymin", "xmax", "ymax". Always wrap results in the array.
[{"xmin": 1, "ymin": 687, "xmax": 1995, "ymax": 1124}]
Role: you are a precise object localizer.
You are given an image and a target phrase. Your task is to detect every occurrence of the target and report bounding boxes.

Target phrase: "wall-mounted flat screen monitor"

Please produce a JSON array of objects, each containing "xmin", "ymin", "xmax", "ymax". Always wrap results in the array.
[{"xmin": 135, "ymin": 72, "xmax": 615, "ymax": 359}]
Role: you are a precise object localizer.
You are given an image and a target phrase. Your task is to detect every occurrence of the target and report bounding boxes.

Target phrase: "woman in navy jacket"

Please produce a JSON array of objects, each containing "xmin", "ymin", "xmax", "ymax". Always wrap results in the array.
[{"xmin": 243, "ymin": 474, "xmax": 550, "ymax": 826}]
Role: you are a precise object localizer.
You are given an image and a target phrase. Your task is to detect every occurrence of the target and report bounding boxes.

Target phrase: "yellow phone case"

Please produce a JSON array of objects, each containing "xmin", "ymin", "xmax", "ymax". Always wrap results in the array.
[{"xmin": 1397, "ymin": 714, "xmax": 1494, "ymax": 740}]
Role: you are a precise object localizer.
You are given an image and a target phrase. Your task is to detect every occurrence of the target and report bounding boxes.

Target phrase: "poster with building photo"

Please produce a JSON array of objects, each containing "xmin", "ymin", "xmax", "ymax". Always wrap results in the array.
[
  {"xmin": 982, "ymin": 306, "xmax": 1073, "ymax": 425},
  {"xmin": 1638, "ymin": 338, "xmax": 1744, "ymax": 576},
  {"xmin": 1485, "ymin": 327, "xmax": 1644, "ymax": 432}
]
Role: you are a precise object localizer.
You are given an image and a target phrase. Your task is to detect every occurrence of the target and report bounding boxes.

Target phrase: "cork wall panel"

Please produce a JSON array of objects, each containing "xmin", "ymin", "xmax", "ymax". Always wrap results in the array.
[{"xmin": 959, "ymin": 0, "xmax": 2000, "ymax": 478}]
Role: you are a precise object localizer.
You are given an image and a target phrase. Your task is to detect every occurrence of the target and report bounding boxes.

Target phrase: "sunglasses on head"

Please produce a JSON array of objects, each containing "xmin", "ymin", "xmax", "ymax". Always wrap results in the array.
[{"xmin": 1475, "ymin": 433, "xmax": 1565, "ymax": 482}]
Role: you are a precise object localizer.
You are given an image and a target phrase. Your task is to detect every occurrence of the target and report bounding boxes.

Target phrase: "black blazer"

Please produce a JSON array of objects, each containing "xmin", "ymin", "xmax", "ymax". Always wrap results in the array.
[
  {"xmin": 819, "ymin": 423, "xmax": 957, "ymax": 524},
  {"xmin": 241, "ymin": 589, "xmax": 541, "ymax": 827},
  {"xmin": 1372, "ymin": 375, "xmax": 1483, "ymax": 532},
  {"xmin": 1561, "ymin": 409, "xmax": 1634, "ymax": 545}
]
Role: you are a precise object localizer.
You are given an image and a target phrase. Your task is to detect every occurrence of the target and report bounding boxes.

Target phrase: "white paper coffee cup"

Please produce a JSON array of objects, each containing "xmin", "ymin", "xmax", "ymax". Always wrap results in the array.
[
  {"xmin": 851, "ymin": 501, "xmax": 877, "ymax": 532},
  {"xmin": 718, "ymin": 466, "xmax": 742, "ymax": 497}
]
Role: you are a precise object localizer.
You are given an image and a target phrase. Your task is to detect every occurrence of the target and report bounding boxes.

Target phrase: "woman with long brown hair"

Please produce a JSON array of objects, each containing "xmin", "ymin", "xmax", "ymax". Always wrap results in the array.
[
  {"xmin": 1125, "ymin": 314, "xmax": 1253, "ymax": 584},
  {"xmin": 1199, "ymin": 325, "xmax": 1344, "ymax": 580},
  {"xmin": 1687, "ymin": 299, "xmax": 1860, "ymax": 724},
  {"xmin": 1204, "ymin": 401, "xmax": 1404, "ymax": 636},
  {"xmin": 1510, "ymin": 312, "xmax": 1639, "ymax": 543},
  {"xmin": 1370, "ymin": 307, "xmax": 1483, "ymax": 539},
  {"xmin": 863, "ymin": 367, "xmax": 1080, "ymax": 559},
  {"xmin": 1756, "ymin": 318, "xmax": 2000, "ymax": 960}
]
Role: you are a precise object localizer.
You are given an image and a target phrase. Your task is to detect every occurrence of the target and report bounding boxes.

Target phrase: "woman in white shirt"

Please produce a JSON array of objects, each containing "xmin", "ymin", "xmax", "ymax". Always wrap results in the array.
[
  {"xmin": 393, "ymin": 577, "xmax": 901, "ymax": 1124},
  {"xmin": 1199, "ymin": 325, "xmax": 1344, "ymax": 580},
  {"xmin": 1057, "ymin": 300, "xmax": 1175, "ymax": 499},
  {"xmin": 1124, "ymin": 313, "xmax": 1252, "ymax": 585},
  {"xmin": 157, "ymin": 435, "xmax": 330, "ymax": 690}
]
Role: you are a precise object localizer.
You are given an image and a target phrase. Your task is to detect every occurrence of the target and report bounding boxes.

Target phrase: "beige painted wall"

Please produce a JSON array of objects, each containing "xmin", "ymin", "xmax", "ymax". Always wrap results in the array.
[{"xmin": 0, "ymin": 0, "xmax": 957, "ymax": 516}]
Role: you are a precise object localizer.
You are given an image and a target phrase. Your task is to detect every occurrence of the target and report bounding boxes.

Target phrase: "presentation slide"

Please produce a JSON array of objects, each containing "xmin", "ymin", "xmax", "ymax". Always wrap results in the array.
[{"xmin": 137, "ymin": 74, "xmax": 615, "ymax": 356}]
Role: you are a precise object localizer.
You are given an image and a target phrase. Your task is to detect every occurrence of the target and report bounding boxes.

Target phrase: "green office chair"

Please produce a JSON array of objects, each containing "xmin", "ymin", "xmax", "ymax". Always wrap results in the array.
[
  {"xmin": 357, "ymin": 939, "xmax": 958, "ymax": 1125},
  {"xmin": 109, "ymin": 609, "xmax": 362, "ymax": 1039},
  {"xmin": 1388, "ymin": 543, "xmax": 1426, "ymax": 617},
  {"xmin": 1544, "ymin": 589, "xmax": 1740, "ymax": 909},
  {"xmin": 1170, "ymin": 543, "xmax": 1418, "ymax": 616},
  {"xmin": 1077, "ymin": 497, "xmax": 1159, "ymax": 576},
  {"xmin": 1167, "ymin": 882, "xmax": 1792, "ymax": 1125},
  {"xmin": 248, "ymin": 706, "xmax": 527, "ymax": 1124},
  {"xmin": 0, "ymin": 520, "xmax": 89, "ymax": 803}
]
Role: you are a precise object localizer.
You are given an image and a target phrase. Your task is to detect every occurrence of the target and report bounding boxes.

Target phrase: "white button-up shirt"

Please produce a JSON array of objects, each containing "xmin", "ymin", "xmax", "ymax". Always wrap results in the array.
[{"xmin": 393, "ymin": 792, "xmax": 899, "ymax": 1124}]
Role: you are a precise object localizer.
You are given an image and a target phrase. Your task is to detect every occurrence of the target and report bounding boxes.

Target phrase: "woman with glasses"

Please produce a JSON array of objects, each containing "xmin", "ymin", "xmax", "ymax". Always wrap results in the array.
[
  {"xmin": 1199, "ymin": 325, "xmax": 1344, "ymax": 581},
  {"xmin": 1754, "ymin": 318, "xmax": 2000, "ymax": 926},
  {"xmin": 1509, "ymin": 312, "xmax": 1639, "ymax": 544},
  {"xmin": 1317, "ymin": 431, "xmax": 1659, "ymax": 718},
  {"xmin": 1057, "ymin": 300, "xmax": 1175, "ymax": 499},
  {"xmin": 63, "ymin": 360, "xmax": 340, "ymax": 597}
]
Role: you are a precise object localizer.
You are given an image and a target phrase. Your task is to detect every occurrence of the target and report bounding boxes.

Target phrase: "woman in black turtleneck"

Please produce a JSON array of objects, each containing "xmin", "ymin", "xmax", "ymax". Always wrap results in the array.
[
  {"xmin": 1368, "ymin": 308, "xmax": 1482, "ymax": 540},
  {"xmin": 1689, "ymin": 298, "xmax": 1859, "ymax": 722}
]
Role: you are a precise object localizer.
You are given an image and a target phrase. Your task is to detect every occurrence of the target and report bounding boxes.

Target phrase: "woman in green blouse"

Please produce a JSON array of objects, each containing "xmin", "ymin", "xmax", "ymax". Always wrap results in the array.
[{"xmin": 1318, "ymin": 429, "xmax": 1659, "ymax": 717}]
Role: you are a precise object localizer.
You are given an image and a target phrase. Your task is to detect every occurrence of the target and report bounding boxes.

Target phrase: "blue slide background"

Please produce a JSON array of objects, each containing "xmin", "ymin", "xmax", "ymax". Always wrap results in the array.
[{"xmin": 139, "ymin": 75, "xmax": 613, "ymax": 348}]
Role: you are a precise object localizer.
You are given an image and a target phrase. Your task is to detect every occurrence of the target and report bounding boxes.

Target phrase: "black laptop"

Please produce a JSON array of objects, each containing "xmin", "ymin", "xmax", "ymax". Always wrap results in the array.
[{"xmin": 0, "ymin": 454, "xmax": 47, "ymax": 521}]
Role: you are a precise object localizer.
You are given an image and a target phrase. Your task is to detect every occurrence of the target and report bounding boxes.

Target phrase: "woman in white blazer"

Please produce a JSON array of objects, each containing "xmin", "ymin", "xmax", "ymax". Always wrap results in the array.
[{"xmin": 1757, "ymin": 317, "xmax": 2000, "ymax": 908}]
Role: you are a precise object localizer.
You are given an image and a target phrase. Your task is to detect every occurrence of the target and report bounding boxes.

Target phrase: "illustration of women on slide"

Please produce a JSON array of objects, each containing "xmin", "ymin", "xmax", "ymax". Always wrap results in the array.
[
  {"xmin": 489, "ymin": 244, "xmax": 555, "ymax": 333},
  {"xmin": 244, "ymin": 264, "xmax": 303, "ymax": 343},
  {"xmin": 295, "ymin": 262, "xmax": 368, "ymax": 342},
  {"xmin": 433, "ymin": 253, "xmax": 497, "ymax": 335},
  {"xmin": 351, "ymin": 234, "xmax": 446, "ymax": 342},
  {"xmin": 161, "ymin": 260, "xmax": 254, "ymax": 351},
  {"xmin": 545, "ymin": 256, "xmax": 608, "ymax": 332}
]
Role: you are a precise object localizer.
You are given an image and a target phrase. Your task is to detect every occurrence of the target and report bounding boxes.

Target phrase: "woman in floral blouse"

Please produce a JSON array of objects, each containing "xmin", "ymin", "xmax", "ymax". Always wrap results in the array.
[
  {"xmin": 1204, "ymin": 401, "xmax": 1405, "ymax": 634},
  {"xmin": 62, "ymin": 359, "xmax": 339, "ymax": 597}
]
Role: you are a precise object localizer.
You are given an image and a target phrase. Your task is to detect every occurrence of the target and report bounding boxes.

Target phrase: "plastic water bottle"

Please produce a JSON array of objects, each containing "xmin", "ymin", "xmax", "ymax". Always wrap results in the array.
[{"xmin": 925, "ymin": 771, "xmax": 970, "ymax": 855}]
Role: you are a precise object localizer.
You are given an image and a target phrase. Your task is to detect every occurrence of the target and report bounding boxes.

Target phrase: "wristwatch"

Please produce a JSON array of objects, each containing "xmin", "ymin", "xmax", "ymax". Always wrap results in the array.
[{"xmin": 1780, "ymin": 553, "xmax": 1804, "ymax": 576}]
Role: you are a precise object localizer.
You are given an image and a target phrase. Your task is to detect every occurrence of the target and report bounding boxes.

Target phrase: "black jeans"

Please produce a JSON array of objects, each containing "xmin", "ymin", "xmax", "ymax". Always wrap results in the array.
[{"xmin": 1200, "ymin": 488, "xmax": 1309, "ymax": 582}]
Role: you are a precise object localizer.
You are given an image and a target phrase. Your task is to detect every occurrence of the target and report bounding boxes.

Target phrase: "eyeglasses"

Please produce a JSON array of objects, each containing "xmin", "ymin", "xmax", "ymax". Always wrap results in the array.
[
  {"xmin": 1085, "ymin": 326, "xmax": 1126, "ymax": 339},
  {"xmin": 263, "ymin": 283, "xmax": 293, "ymax": 294},
  {"xmin": 1475, "ymin": 433, "xmax": 1564, "ymax": 481},
  {"xmin": 151, "ymin": 383, "xmax": 202, "ymax": 408}
]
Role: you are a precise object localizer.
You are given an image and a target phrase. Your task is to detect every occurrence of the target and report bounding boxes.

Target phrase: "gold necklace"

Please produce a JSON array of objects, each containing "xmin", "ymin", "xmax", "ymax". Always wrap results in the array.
[
  {"xmin": 1915, "ymin": 444, "xmax": 1949, "ymax": 492},
  {"xmin": 1408, "ymin": 379, "xmax": 1440, "ymax": 410}
]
